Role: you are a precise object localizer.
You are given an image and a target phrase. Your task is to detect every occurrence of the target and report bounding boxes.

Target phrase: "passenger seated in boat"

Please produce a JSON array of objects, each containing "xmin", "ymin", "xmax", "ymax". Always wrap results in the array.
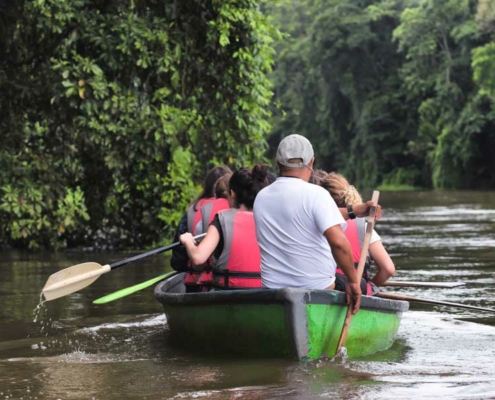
[
  {"xmin": 170, "ymin": 165, "xmax": 231, "ymax": 292},
  {"xmin": 320, "ymin": 172, "xmax": 395, "ymax": 295},
  {"xmin": 180, "ymin": 164, "xmax": 271, "ymax": 290},
  {"xmin": 308, "ymin": 169, "xmax": 329, "ymax": 185},
  {"xmin": 267, "ymin": 171, "xmax": 277, "ymax": 184},
  {"xmin": 253, "ymin": 135, "xmax": 380, "ymax": 315},
  {"xmin": 197, "ymin": 172, "xmax": 232, "ymax": 234},
  {"xmin": 187, "ymin": 173, "xmax": 234, "ymax": 290}
]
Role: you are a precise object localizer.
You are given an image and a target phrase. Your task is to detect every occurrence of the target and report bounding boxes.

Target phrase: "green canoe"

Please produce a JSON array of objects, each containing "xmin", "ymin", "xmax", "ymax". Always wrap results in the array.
[{"xmin": 154, "ymin": 272, "xmax": 408, "ymax": 360}]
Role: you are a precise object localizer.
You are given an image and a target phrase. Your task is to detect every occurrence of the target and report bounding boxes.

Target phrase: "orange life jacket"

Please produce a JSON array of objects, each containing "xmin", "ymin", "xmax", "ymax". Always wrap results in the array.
[{"xmin": 212, "ymin": 209, "xmax": 262, "ymax": 290}]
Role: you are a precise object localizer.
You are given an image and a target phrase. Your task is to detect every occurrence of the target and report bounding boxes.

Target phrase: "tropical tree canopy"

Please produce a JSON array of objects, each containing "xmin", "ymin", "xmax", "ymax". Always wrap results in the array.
[
  {"xmin": 1, "ymin": 0, "xmax": 494, "ymax": 249},
  {"xmin": 0, "ymin": 0, "xmax": 278, "ymax": 249},
  {"xmin": 267, "ymin": 0, "xmax": 495, "ymax": 190}
]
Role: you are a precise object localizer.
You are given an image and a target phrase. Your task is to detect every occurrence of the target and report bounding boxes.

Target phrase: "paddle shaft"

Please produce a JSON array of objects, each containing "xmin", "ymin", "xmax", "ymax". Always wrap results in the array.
[
  {"xmin": 93, "ymin": 271, "xmax": 178, "ymax": 304},
  {"xmin": 377, "ymin": 291, "xmax": 495, "ymax": 313},
  {"xmin": 381, "ymin": 281, "xmax": 466, "ymax": 288},
  {"xmin": 335, "ymin": 191, "xmax": 380, "ymax": 355},
  {"xmin": 109, "ymin": 233, "xmax": 206, "ymax": 270}
]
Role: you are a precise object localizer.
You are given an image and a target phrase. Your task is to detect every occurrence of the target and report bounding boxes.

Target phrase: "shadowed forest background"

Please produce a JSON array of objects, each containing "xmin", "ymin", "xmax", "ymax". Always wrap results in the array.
[{"xmin": 1, "ymin": 0, "xmax": 495, "ymax": 250}]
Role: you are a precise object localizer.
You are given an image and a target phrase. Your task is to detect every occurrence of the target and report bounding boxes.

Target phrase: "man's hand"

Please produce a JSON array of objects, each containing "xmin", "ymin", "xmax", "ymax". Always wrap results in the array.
[
  {"xmin": 345, "ymin": 281, "xmax": 362, "ymax": 315},
  {"xmin": 352, "ymin": 201, "xmax": 382, "ymax": 221}
]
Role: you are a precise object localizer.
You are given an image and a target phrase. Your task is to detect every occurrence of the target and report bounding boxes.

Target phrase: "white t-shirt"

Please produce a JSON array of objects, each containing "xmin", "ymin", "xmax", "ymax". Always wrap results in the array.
[
  {"xmin": 253, "ymin": 177, "xmax": 346, "ymax": 289},
  {"xmin": 370, "ymin": 228, "xmax": 380, "ymax": 244}
]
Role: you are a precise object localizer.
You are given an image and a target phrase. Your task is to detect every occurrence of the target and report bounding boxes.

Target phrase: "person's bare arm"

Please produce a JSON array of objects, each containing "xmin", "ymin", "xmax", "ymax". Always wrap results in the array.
[
  {"xmin": 180, "ymin": 224, "xmax": 220, "ymax": 269},
  {"xmin": 323, "ymin": 225, "xmax": 361, "ymax": 314},
  {"xmin": 340, "ymin": 201, "xmax": 382, "ymax": 221},
  {"xmin": 369, "ymin": 241, "xmax": 395, "ymax": 286}
]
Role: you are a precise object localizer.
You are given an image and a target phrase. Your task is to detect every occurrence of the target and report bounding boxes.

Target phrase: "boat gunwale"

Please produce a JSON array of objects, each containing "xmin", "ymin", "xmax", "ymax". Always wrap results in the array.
[
  {"xmin": 154, "ymin": 273, "xmax": 409, "ymax": 313},
  {"xmin": 154, "ymin": 273, "xmax": 408, "ymax": 359}
]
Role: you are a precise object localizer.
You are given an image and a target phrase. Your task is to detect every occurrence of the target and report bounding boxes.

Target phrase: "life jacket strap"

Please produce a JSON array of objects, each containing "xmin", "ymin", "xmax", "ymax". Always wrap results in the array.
[
  {"xmin": 213, "ymin": 271, "xmax": 261, "ymax": 278},
  {"xmin": 212, "ymin": 270, "xmax": 261, "ymax": 290}
]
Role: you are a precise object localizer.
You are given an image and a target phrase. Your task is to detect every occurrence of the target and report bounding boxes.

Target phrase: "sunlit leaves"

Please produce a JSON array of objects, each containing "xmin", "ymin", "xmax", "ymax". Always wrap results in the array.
[
  {"xmin": 394, "ymin": 0, "xmax": 495, "ymax": 188},
  {"xmin": 473, "ymin": 43, "xmax": 495, "ymax": 99}
]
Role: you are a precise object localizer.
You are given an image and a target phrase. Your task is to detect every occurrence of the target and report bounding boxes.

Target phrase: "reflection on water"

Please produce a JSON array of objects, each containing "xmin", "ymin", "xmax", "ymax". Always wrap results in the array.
[{"xmin": 0, "ymin": 191, "xmax": 495, "ymax": 399}]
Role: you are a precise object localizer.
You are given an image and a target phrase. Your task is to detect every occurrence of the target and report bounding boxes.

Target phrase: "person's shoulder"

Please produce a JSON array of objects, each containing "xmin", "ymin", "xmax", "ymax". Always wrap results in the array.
[
  {"xmin": 253, "ymin": 182, "xmax": 278, "ymax": 214},
  {"xmin": 255, "ymin": 181, "xmax": 274, "ymax": 198},
  {"xmin": 305, "ymin": 181, "xmax": 330, "ymax": 197},
  {"xmin": 306, "ymin": 181, "xmax": 326, "ymax": 191},
  {"xmin": 303, "ymin": 183, "xmax": 335, "ymax": 211}
]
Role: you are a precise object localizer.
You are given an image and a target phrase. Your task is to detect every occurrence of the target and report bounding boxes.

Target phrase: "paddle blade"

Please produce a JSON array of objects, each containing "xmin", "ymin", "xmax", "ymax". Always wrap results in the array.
[
  {"xmin": 93, "ymin": 272, "xmax": 176, "ymax": 304},
  {"xmin": 42, "ymin": 262, "xmax": 111, "ymax": 301}
]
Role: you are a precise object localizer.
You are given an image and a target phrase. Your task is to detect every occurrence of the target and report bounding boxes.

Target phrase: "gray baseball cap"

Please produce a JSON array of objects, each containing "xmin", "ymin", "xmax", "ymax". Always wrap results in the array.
[{"xmin": 276, "ymin": 134, "xmax": 314, "ymax": 168}]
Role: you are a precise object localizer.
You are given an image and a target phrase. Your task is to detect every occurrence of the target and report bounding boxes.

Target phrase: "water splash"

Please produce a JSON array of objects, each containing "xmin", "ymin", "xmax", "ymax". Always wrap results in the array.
[
  {"xmin": 78, "ymin": 314, "xmax": 166, "ymax": 333},
  {"xmin": 32, "ymin": 294, "xmax": 46, "ymax": 324},
  {"xmin": 30, "ymin": 293, "xmax": 68, "ymax": 352}
]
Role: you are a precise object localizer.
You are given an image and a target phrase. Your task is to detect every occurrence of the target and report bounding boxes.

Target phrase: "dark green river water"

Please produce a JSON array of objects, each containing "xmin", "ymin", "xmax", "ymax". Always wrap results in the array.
[{"xmin": 1, "ymin": 191, "xmax": 495, "ymax": 399}]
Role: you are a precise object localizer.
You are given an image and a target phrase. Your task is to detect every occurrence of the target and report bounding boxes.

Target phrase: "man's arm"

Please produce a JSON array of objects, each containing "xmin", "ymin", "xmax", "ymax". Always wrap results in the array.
[{"xmin": 323, "ymin": 225, "xmax": 362, "ymax": 314}]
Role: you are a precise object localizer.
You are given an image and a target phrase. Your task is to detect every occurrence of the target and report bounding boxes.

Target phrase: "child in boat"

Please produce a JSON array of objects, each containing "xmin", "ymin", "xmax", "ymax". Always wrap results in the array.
[
  {"xmin": 190, "ymin": 173, "xmax": 233, "ymax": 289},
  {"xmin": 198, "ymin": 172, "xmax": 233, "ymax": 233},
  {"xmin": 320, "ymin": 172, "xmax": 395, "ymax": 295},
  {"xmin": 187, "ymin": 165, "xmax": 232, "ymax": 235},
  {"xmin": 170, "ymin": 165, "xmax": 231, "ymax": 292},
  {"xmin": 180, "ymin": 164, "xmax": 271, "ymax": 290}
]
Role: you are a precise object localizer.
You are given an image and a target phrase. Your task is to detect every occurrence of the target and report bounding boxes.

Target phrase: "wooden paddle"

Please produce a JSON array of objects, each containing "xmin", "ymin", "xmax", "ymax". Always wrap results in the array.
[
  {"xmin": 381, "ymin": 281, "xmax": 466, "ymax": 288},
  {"xmin": 42, "ymin": 233, "xmax": 206, "ymax": 301},
  {"xmin": 335, "ymin": 190, "xmax": 380, "ymax": 356},
  {"xmin": 377, "ymin": 291, "xmax": 495, "ymax": 313}
]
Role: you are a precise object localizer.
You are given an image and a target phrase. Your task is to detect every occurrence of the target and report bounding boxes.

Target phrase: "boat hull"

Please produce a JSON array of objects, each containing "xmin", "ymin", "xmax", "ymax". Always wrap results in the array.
[{"xmin": 154, "ymin": 273, "xmax": 408, "ymax": 360}]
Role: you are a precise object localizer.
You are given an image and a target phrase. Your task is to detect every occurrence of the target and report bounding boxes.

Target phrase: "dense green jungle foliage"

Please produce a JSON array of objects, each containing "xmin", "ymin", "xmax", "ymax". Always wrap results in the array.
[
  {"xmin": 0, "ymin": 0, "xmax": 277, "ymax": 249},
  {"xmin": 1, "ymin": 0, "xmax": 495, "ymax": 249},
  {"xmin": 267, "ymin": 0, "xmax": 495, "ymax": 190}
]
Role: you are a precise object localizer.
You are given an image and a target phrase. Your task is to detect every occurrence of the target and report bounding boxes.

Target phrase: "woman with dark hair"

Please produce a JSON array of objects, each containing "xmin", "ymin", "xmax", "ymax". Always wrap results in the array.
[
  {"xmin": 192, "ymin": 173, "xmax": 233, "ymax": 289},
  {"xmin": 180, "ymin": 164, "xmax": 270, "ymax": 290},
  {"xmin": 170, "ymin": 165, "xmax": 231, "ymax": 292},
  {"xmin": 199, "ymin": 172, "xmax": 232, "ymax": 232},
  {"xmin": 186, "ymin": 165, "xmax": 232, "ymax": 234}
]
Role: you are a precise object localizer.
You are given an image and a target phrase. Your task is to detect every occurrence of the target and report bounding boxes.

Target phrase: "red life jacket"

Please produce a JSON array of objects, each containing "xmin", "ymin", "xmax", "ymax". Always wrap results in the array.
[
  {"xmin": 184, "ymin": 198, "xmax": 215, "ymax": 288},
  {"xmin": 201, "ymin": 198, "xmax": 230, "ymax": 229},
  {"xmin": 212, "ymin": 209, "xmax": 262, "ymax": 290},
  {"xmin": 186, "ymin": 198, "xmax": 215, "ymax": 234},
  {"xmin": 336, "ymin": 217, "xmax": 373, "ymax": 295},
  {"xmin": 198, "ymin": 199, "xmax": 230, "ymax": 286}
]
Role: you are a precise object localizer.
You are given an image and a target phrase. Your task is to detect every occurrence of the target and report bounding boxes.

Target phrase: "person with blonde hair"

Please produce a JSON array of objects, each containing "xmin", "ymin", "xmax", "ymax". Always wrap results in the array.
[
  {"xmin": 320, "ymin": 172, "xmax": 395, "ymax": 294},
  {"xmin": 309, "ymin": 169, "xmax": 329, "ymax": 185}
]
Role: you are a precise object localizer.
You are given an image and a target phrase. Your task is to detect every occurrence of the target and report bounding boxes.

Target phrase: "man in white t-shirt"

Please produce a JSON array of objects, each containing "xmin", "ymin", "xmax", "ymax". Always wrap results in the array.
[{"xmin": 254, "ymin": 134, "xmax": 376, "ymax": 314}]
